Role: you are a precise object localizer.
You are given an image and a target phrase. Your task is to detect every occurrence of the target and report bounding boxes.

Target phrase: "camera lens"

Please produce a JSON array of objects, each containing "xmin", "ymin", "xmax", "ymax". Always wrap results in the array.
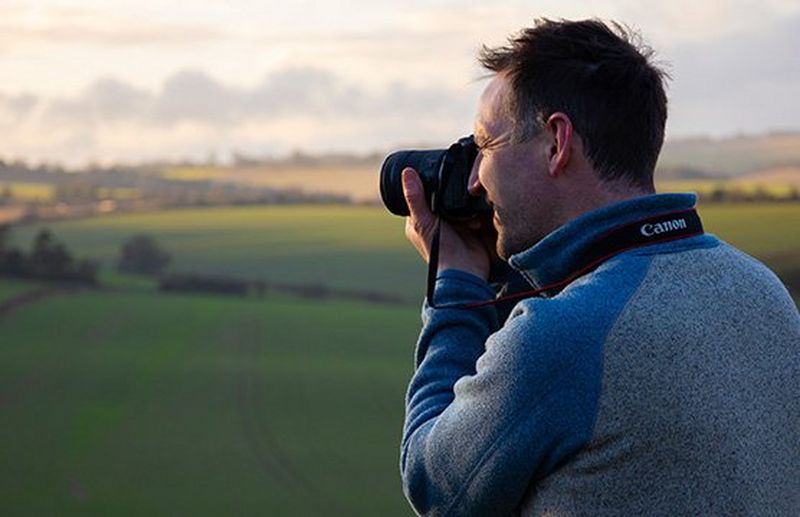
[{"xmin": 379, "ymin": 149, "xmax": 446, "ymax": 216}]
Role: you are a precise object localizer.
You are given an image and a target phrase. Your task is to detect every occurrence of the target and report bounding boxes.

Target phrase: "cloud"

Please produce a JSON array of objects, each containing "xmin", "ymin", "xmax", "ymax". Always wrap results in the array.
[
  {"xmin": 668, "ymin": 14, "xmax": 800, "ymax": 89},
  {"xmin": 0, "ymin": 66, "xmax": 477, "ymax": 165},
  {"xmin": 0, "ymin": 93, "xmax": 40, "ymax": 121},
  {"xmin": 155, "ymin": 71, "xmax": 239, "ymax": 124},
  {"xmin": 30, "ymin": 66, "xmax": 474, "ymax": 127},
  {"xmin": 46, "ymin": 79, "xmax": 152, "ymax": 125},
  {"xmin": 664, "ymin": 13, "xmax": 800, "ymax": 136}
]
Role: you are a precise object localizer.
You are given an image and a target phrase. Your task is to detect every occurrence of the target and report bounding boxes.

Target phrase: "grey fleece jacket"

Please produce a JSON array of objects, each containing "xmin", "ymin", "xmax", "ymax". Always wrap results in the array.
[{"xmin": 400, "ymin": 193, "xmax": 800, "ymax": 516}]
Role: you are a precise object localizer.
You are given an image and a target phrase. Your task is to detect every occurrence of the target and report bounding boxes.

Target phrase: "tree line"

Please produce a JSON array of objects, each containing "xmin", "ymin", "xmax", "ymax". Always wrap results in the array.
[{"xmin": 0, "ymin": 226, "xmax": 98, "ymax": 285}]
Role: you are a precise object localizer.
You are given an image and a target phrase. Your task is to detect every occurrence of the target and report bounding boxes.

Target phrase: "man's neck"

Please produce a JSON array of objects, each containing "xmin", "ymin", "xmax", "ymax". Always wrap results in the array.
[{"xmin": 556, "ymin": 178, "xmax": 655, "ymax": 230}]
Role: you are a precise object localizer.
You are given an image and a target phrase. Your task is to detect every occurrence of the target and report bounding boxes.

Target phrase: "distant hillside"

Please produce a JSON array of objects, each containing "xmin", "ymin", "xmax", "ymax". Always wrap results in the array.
[
  {"xmin": 2, "ymin": 131, "xmax": 798, "ymax": 208},
  {"xmin": 244, "ymin": 131, "xmax": 800, "ymax": 183},
  {"xmin": 657, "ymin": 132, "xmax": 800, "ymax": 179},
  {"xmin": 732, "ymin": 167, "xmax": 800, "ymax": 186}
]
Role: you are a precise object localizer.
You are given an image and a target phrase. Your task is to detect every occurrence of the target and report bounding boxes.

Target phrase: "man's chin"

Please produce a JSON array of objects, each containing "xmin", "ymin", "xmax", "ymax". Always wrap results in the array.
[
  {"xmin": 497, "ymin": 233, "xmax": 538, "ymax": 260},
  {"xmin": 496, "ymin": 238, "xmax": 516, "ymax": 261}
]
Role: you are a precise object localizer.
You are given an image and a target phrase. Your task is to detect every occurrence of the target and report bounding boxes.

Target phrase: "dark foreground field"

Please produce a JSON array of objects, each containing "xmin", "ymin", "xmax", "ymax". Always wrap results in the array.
[{"xmin": 1, "ymin": 202, "xmax": 798, "ymax": 515}]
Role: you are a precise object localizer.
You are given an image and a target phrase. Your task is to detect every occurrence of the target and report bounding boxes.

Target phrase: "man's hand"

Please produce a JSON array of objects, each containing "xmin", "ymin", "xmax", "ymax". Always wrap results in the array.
[{"xmin": 402, "ymin": 167, "xmax": 495, "ymax": 281}]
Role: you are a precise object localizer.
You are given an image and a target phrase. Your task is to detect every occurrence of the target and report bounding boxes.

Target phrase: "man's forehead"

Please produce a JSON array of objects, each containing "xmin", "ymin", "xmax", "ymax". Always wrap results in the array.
[{"xmin": 475, "ymin": 75, "xmax": 512, "ymax": 137}]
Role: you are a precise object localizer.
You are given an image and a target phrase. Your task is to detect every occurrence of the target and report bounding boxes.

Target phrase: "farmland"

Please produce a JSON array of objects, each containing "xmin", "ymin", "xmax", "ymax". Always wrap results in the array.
[
  {"xmin": 1, "ymin": 201, "xmax": 798, "ymax": 515},
  {"xmin": 0, "ymin": 278, "xmax": 42, "ymax": 303},
  {"xmin": 0, "ymin": 289, "xmax": 418, "ymax": 516},
  {"xmin": 7, "ymin": 202, "xmax": 799, "ymax": 302},
  {"xmin": 0, "ymin": 181, "xmax": 55, "ymax": 201},
  {"xmin": 8, "ymin": 205, "xmax": 427, "ymax": 302}
]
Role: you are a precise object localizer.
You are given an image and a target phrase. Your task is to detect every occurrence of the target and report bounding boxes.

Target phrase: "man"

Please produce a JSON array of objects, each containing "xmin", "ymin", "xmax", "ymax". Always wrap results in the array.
[{"xmin": 399, "ymin": 19, "xmax": 800, "ymax": 516}]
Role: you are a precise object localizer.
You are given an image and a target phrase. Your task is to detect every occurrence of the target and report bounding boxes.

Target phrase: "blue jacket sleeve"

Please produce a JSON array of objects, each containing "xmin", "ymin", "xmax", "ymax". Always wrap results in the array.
[{"xmin": 400, "ymin": 270, "xmax": 603, "ymax": 516}]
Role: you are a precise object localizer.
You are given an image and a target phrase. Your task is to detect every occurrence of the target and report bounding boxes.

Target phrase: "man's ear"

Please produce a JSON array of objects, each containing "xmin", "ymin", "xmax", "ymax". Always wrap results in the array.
[{"xmin": 545, "ymin": 112, "xmax": 573, "ymax": 178}]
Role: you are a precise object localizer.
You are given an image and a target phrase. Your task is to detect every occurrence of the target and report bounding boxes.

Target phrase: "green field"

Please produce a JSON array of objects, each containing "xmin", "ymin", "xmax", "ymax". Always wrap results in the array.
[
  {"xmin": 699, "ymin": 203, "xmax": 799, "ymax": 284},
  {"xmin": 7, "ymin": 203, "xmax": 800, "ymax": 301},
  {"xmin": 1, "ymin": 202, "xmax": 798, "ymax": 515},
  {"xmin": 0, "ymin": 278, "xmax": 43, "ymax": 303},
  {"xmin": 9, "ymin": 205, "xmax": 427, "ymax": 302},
  {"xmin": 658, "ymin": 180, "xmax": 797, "ymax": 199},
  {"xmin": 0, "ymin": 289, "xmax": 418, "ymax": 516}
]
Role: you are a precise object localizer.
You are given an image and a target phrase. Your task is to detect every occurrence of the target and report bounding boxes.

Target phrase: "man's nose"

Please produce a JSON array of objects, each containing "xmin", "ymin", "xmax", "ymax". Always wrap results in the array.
[{"xmin": 467, "ymin": 153, "xmax": 484, "ymax": 196}]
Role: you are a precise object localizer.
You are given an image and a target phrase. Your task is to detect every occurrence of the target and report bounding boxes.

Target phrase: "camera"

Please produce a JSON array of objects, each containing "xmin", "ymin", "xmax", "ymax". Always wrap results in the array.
[{"xmin": 379, "ymin": 135, "xmax": 491, "ymax": 219}]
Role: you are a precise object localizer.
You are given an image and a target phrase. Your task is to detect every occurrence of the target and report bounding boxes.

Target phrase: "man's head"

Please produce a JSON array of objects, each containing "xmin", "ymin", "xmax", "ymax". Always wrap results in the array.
[{"xmin": 468, "ymin": 19, "xmax": 669, "ymax": 259}]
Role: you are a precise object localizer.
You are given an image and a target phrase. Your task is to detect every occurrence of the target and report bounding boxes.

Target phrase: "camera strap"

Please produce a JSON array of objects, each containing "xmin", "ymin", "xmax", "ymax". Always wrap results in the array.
[{"xmin": 427, "ymin": 207, "xmax": 704, "ymax": 310}]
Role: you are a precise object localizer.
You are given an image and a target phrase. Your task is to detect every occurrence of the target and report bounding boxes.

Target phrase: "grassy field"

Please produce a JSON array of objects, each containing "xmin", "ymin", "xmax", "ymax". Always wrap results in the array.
[
  {"xmin": 0, "ymin": 278, "xmax": 43, "ymax": 303},
  {"xmin": 7, "ymin": 202, "xmax": 800, "ymax": 300},
  {"xmin": 1, "ymin": 201, "xmax": 798, "ymax": 515},
  {"xmin": 9, "ymin": 205, "xmax": 427, "ymax": 302},
  {"xmin": 699, "ymin": 203, "xmax": 799, "ymax": 257},
  {"xmin": 658, "ymin": 180, "xmax": 797, "ymax": 199},
  {"xmin": 0, "ymin": 289, "xmax": 418, "ymax": 516}
]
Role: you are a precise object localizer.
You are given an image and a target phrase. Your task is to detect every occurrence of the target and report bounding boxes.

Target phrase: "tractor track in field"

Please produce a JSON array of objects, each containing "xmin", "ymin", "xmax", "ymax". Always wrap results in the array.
[
  {"xmin": 0, "ymin": 286, "xmax": 58, "ymax": 319},
  {"xmin": 0, "ymin": 285, "xmax": 91, "ymax": 412},
  {"xmin": 235, "ymin": 331, "xmax": 312, "ymax": 490},
  {"xmin": 228, "ymin": 317, "xmax": 348, "ymax": 514},
  {"xmin": 0, "ymin": 285, "xmax": 84, "ymax": 320},
  {"xmin": 230, "ymin": 318, "xmax": 350, "ymax": 515}
]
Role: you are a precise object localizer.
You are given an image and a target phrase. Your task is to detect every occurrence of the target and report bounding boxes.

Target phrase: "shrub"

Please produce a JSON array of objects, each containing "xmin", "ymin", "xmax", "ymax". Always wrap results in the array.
[{"xmin": 117, "ymin": 235, "xmax": 171, "ymax": 275}]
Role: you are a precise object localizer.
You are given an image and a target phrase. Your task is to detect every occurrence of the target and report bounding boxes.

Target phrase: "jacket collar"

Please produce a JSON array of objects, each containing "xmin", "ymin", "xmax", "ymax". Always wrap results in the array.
[{"xmin": 507, "ymin": 193, "xmax": 699, "ymax": 289}]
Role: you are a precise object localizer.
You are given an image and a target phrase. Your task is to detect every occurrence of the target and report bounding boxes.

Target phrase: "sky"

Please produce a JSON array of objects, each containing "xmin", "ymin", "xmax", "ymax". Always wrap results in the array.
[{"xmin": 1, "ymin": 0, "xmax": 799, "ymax": 166}]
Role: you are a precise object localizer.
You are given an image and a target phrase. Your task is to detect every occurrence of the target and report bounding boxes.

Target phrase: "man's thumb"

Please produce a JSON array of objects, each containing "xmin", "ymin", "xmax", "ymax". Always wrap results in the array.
[
  {"xmin": 402, "ymin": 167, "xmax": 436, "ymax": 234},
  {"xmin": 402, "ymin": 169, "xmax": 426, "ymax": 213}
]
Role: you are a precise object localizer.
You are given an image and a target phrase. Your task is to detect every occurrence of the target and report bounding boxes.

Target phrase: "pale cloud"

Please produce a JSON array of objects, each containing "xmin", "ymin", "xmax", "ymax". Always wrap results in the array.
[
  {"xmin": 664, "ymin": 13, "xmax": 800, "ymax": 136},
  {"xmin": 45, "ymin": 79, "xmax": 152, "ymax": 125},
  {"xmin": 33, "ymin": 67, "xmax": 473, "ymax": 127},
  {"xmin": 0, "ymin": 93, "xmax": 39, "ymax": 121},
  {"xmin": 0, "ymin": 67, "xmax": 476, "ymax": 165}
]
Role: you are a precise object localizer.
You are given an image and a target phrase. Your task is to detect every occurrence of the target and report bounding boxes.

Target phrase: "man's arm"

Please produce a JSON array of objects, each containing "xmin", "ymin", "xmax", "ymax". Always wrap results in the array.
[{"xmin": 400, "ymin": 278, "xmax": 603, "ymax": 516}]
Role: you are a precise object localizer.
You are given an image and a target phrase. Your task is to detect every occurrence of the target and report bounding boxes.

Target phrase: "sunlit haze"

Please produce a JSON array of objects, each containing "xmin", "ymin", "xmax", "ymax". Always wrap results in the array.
[{"xmin": 1, "ymin": 0, "xmax": 799, "ymax": 165}]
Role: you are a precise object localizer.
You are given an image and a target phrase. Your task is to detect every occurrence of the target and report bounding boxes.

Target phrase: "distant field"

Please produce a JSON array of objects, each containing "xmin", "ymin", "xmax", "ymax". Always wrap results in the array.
[
  {"xmin": 657, "ymin": 132, "xmax": 800, "ymax": 176},
  {"xmin": 0, "ymin": 289, "xmax": 418, "ymax": 516},
  {"xmin": 164, "ymin": 164, "xmax": 380, "ymax": 203},
  {"xmin": 658, "ymin": 179, "xmax": 797, "ymax": 199},
  {"xmin": 7, "ymin": 202, "xmax": 800, "ymax": 301},
  {"xmin": 699, "ymin": 203, "xmax": 800, "ymax": 258},
  {"xmin": 9, "ymin": 205, "xmax": 427, "ymax": 302},
  {"xmin": 0, "ymin": 181, "xmax": 55, "ymax": 201}
]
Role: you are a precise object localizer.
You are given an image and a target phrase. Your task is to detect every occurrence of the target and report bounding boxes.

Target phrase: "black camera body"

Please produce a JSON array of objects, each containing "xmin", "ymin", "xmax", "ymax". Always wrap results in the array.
[{"xmin": 379, "ymin": 135, "xmax": 491, "ymax": 220}]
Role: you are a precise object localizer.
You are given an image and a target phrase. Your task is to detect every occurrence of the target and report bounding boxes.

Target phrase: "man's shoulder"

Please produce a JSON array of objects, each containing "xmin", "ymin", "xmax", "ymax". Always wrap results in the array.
[
  {"xmin": 501, "ymin": 232, "xmax": 792, "ymax": 339},
  {"xmin": 600, "ymin": 237, "xmax": 798, "ymax": 347},
  {"xmin": 637, "ymin": 236, "xmax": 794, "ymax": 308},
  {"xmin": 502, "ymin": 252, "xmax": 656, "ymax": 352},
  {"xmin": 712, "ymin": 239, "xmax": 794, "ymax": 294}
]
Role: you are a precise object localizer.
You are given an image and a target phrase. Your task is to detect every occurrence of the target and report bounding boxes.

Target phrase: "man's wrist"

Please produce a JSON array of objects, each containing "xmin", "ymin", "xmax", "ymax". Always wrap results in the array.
[
  {"xmin": 437, "ymin": 261, "xmax": 489, "ymax": 282},
  {"xmin": 430, "ymin": 269, "xmax": 495, "ymax": 305}
]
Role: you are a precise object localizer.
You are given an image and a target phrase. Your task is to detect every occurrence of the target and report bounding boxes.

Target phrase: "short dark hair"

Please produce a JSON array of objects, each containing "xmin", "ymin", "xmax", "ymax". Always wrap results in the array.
[{"xmin": 479, "ymin": 18, "xmax": 669, "ymax": 189}]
